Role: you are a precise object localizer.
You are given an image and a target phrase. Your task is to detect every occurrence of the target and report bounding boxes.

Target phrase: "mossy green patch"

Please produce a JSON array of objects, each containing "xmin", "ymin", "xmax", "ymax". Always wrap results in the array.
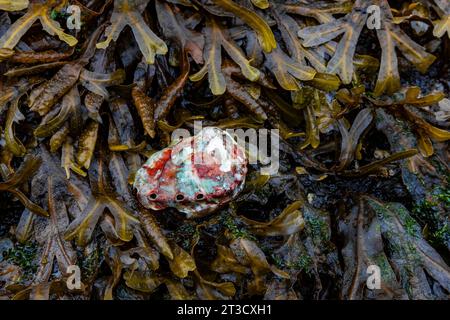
[
  {"xmin": 373, "ymin": 254, "xmax": 395, "ymax": 282},
  {"xmin": 221, "ymin": 214, "xmax": 256, "ymax": 241},
  {"xmin": 79, "ymin": 247, "xmax": 103, "ymax": 280},
  {"xmin": 393, "ymin": 203, "xmax": 419, "ymax": 238},
  {"xmin": 50, "ymin": 9, "xmax": 71, "ymax": 20},
  {"xmin": 271, "ymin": 254, "xmax": 284, "ymax": 269},
  {"xmin": 172, "ymin": 223, "xmax": 199, "ymax": 250},
  {"xmin": 435, "ymin": 175, "xmax": 450, "ymax": 207},
  {"xmin": 4, "ymin": 242, "xmax": 38, "ymax": 281},
  {"xmin": 290, "ymin": 254, "xmax": 313, "ymax": 274},
  {"xmin": 411, "ymin": 180, "xmax": 450, "ymax": 246},
  {"xmin": 271, "ymin": 253, "xmax": 313, "ymax": 274},
  {"xmin": 304, "ymin": 214, "xmax": 328, "ymax": 243},
  {"xmin": 431, "ymin": 224, "xmax": 450, "ymax": 246}
]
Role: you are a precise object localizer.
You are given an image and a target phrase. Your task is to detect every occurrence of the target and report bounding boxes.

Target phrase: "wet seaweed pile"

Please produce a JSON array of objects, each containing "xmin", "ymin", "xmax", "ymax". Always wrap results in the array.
[{"xmin": 0, "ymin": 0, "xmax": 449, "ymax": 300}]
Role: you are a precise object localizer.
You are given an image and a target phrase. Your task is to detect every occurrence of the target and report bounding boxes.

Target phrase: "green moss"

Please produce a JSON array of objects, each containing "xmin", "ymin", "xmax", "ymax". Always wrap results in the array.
[
  {"xmin": 409, "ymin": 173, "xmax": 450, "ymax": 246},
  {"xmin": 404, "ymin": 219, "xmax": 417, "ymax": 238},
  {"xmin": 436, "ymin": 192, "xmax": 450, "ymax": 207},
  {"xmin": 365, "ymin": 91, "xmax": 375, "ymax": 98},
  {"xmin": 272, "ymin": 253, "xmax": 313, "ymax": 274},
  {"xmin": 79, "ymin": 248, "xmax": 103, "ymax": 280},
  {"xmin": 178, "ymin": 223, "xmax": 195, "ymax": 235},
  {"xmin": 304, "ymin": 214, "xmax": 328, "ymax": 242},
  {"xmin": 374, "ymin": 255, "xmax": 395, "ymax": 282},
  {"xmin": 172, "ymin": 223, "xmax": 198, "ymax": 250},
  {"xmin": 271, "ymin": 254, "xmax": 284, "ymax": 269},
  {"xmin": 291, "ymin": 254, "xmax": 313, "ymax": 274},
  {"xmin": 435, "ymin": 177, "xmax": 450, "ymax": 207},
  {"xmin": 50, "ymin": 9, "xmax": 71, "ymax": 20},
  {"xmin": 432, "ymin": 224, "xmax": 450, "ymax": 246},
  {"xmin": 50, "ymin": 9, "xmax": 59, "ymax": 20},
  {"xmin": 221, "ymin": 214, "xmax": 256, "ymax": 241},
  {"xmin": 394, "ymin": 204, "xmax": 418, "ymax": 238},
  {"xmin": 4, "ymin": 242, "xmax": 38, "ymax": 281},
  {"xmin": 374, "ymin": 204, "xmax": 390, "ymax": 220},
  {"xmin": 412, "ymin": 199, "xmax": 436, "ymax": 213},
  {"xmin": 412, "ymin": 199, "xmax": 439, "ymax": 223},
  {"xmin": 412, "ymin": 174, "xmax": 450, "ymax": 216}
]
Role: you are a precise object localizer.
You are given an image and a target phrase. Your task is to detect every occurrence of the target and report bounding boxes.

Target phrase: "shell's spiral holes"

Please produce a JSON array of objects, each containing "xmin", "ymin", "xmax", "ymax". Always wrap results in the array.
[
  {"xmin": 149, "ymin": 193, "xmax": 158, "ymax": 200},
  {"xmin": 196, "ymin": 193, "xmax": 205, "ymax": 200}
]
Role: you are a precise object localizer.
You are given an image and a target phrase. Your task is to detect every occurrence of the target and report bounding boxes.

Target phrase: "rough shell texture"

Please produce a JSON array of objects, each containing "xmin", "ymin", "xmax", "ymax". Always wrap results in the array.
[{"xmin": 134, "ymin": 127, "xmax": 248, "ymax": 218}]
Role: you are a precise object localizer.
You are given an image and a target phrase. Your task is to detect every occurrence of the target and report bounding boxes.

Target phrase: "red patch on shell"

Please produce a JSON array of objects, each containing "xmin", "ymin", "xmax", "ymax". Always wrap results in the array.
[{"xmin": 145, "ymin": 149, "xmax": 172, "ymax": 177}]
